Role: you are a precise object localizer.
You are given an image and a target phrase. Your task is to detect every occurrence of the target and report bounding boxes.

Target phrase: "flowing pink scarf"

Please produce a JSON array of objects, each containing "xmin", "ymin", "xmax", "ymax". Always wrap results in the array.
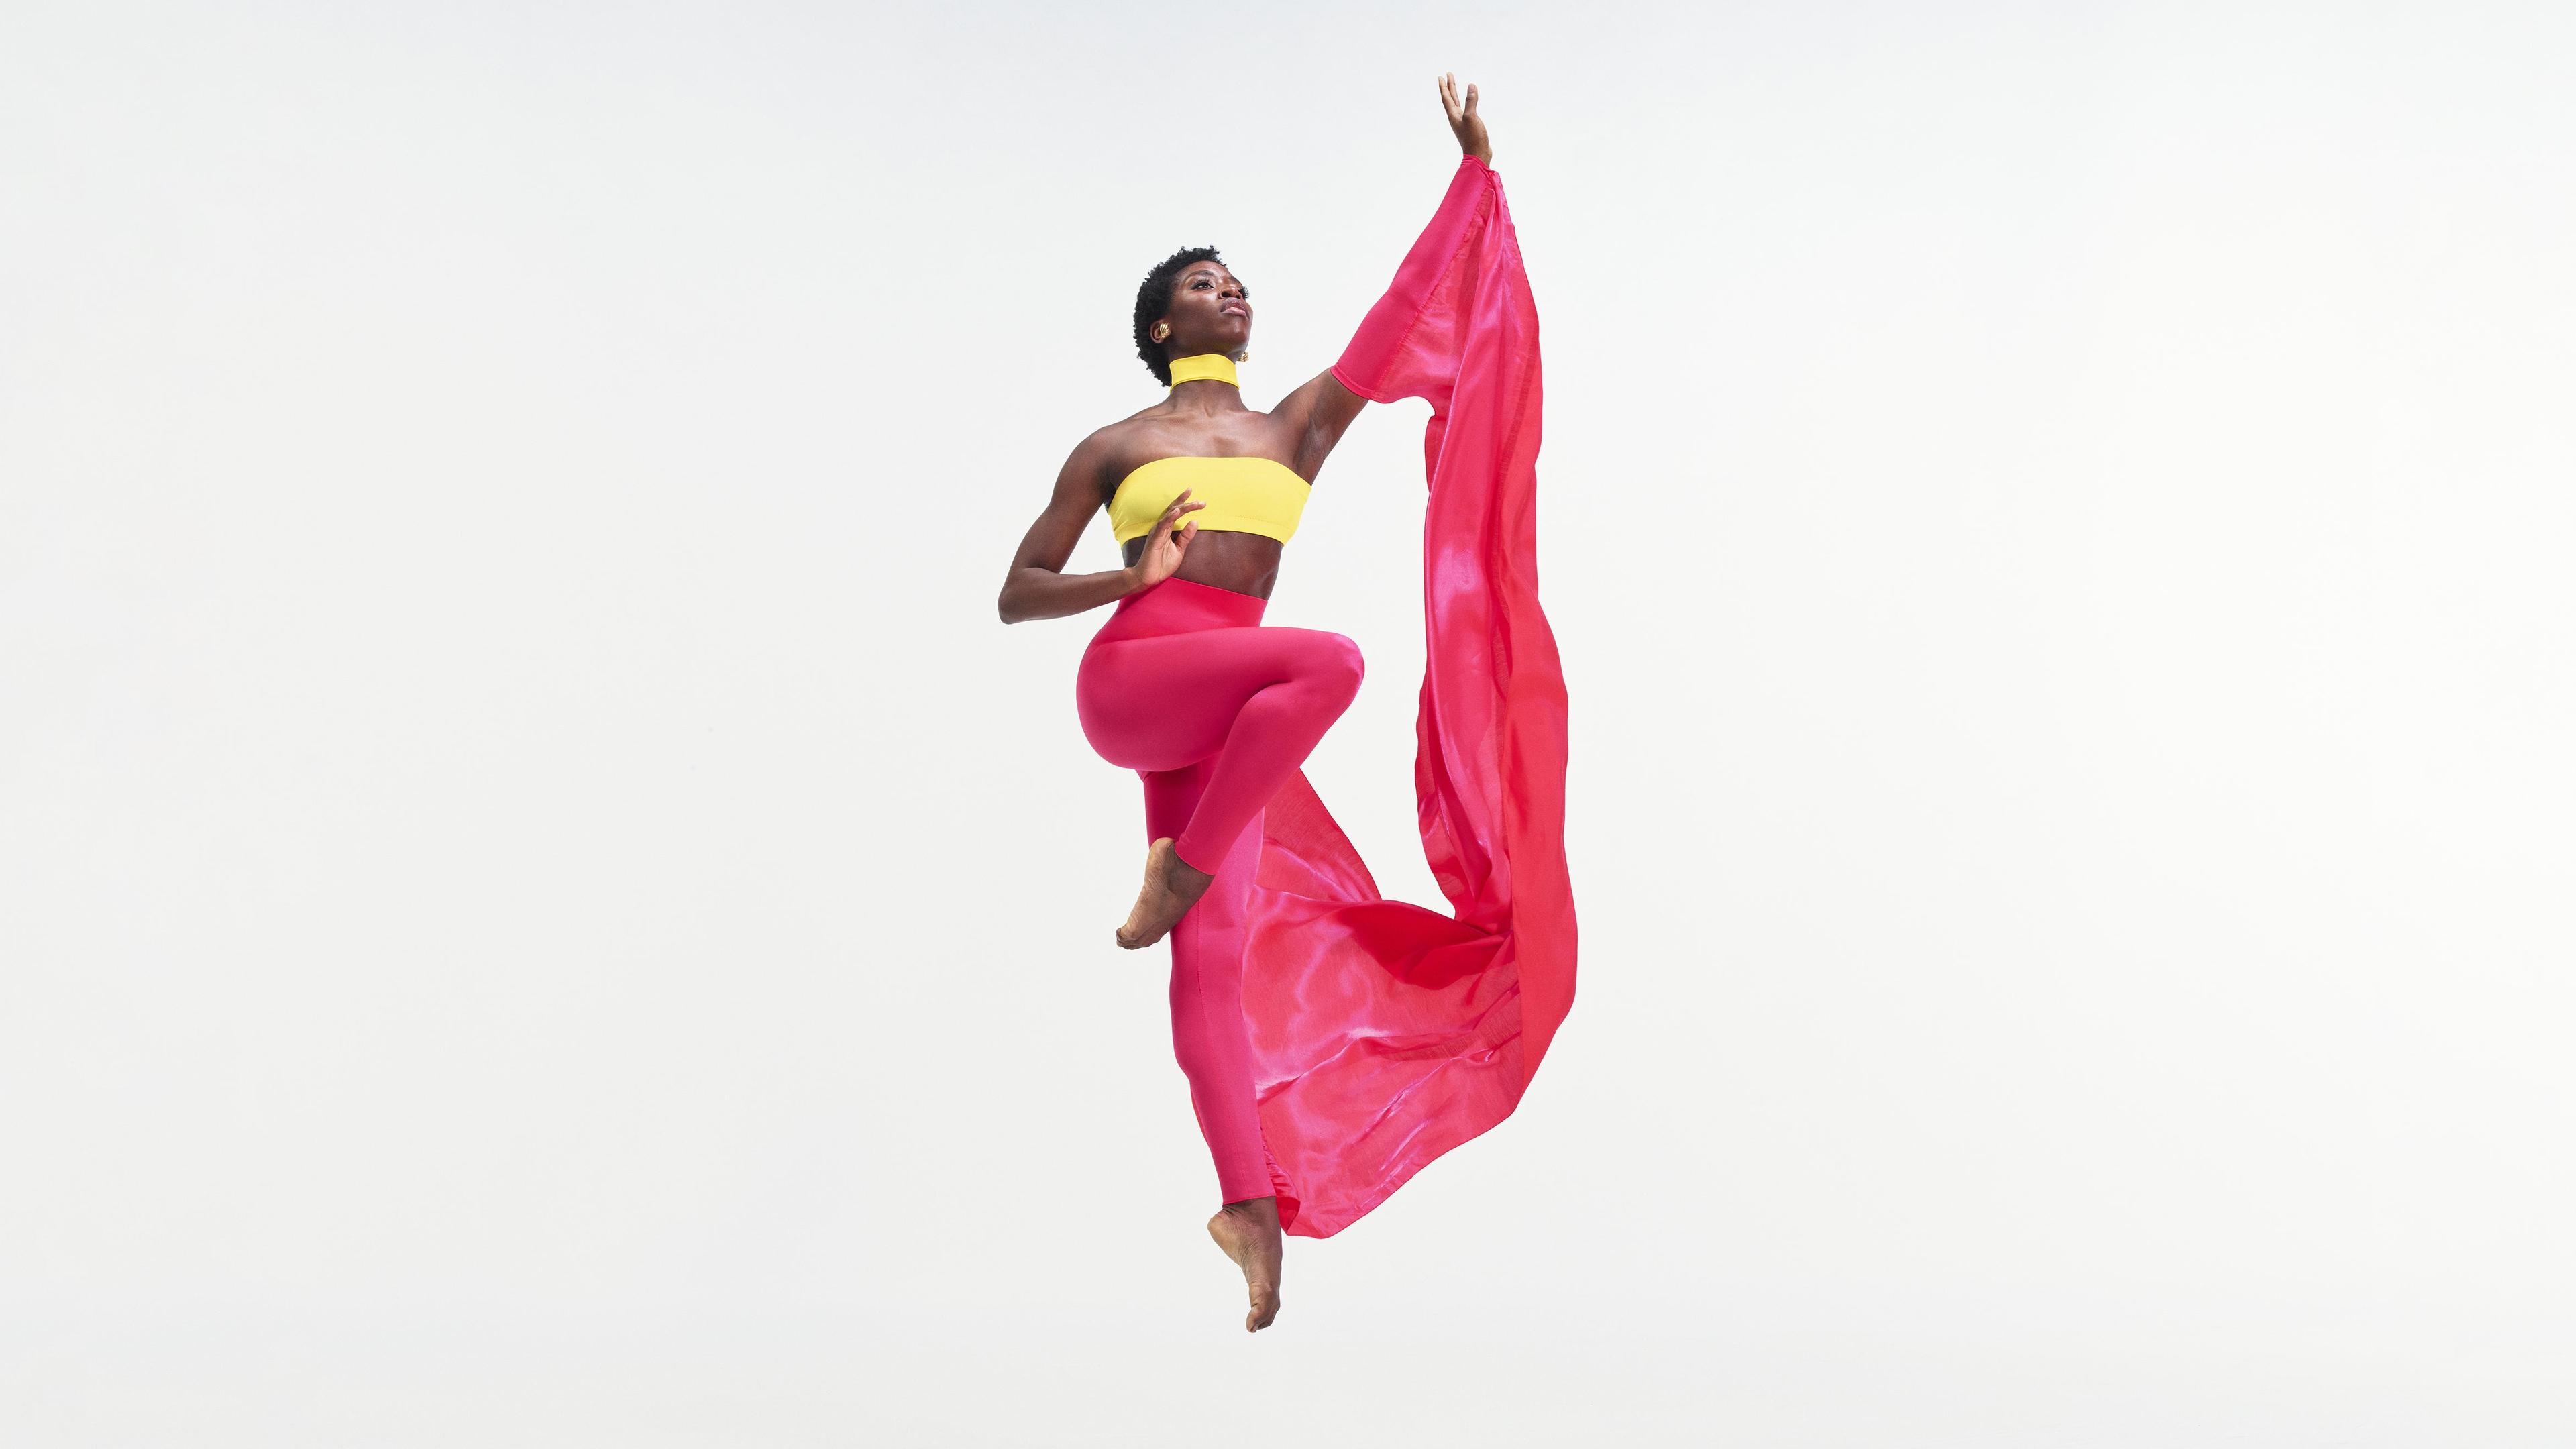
[{"xmin": 1244, "ymin": 156, "xmax": 1576, "ymax": 1238}]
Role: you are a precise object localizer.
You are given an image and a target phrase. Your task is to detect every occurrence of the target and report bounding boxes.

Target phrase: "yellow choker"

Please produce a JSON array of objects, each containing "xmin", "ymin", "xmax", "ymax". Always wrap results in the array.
[{"xmin": 1167, "ymin": 353, "xmax": 1239, "ymax": 388}]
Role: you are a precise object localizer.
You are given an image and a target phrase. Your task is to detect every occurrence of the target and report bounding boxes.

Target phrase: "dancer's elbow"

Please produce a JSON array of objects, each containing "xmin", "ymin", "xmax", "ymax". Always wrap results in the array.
[{"xmin": 998, "ymin": 568, "xmax": 1054, "ymax": 625}]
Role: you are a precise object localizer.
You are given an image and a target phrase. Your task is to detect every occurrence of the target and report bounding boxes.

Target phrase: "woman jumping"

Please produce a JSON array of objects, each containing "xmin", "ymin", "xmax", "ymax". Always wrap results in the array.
[{"xmin": 996, "ymin": 75, "xmax": 1574, "ymax": 1334}]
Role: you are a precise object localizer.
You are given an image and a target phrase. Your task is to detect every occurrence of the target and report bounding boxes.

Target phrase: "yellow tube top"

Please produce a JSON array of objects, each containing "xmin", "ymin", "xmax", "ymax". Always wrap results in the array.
[{"xmin": 1107, "ymin": 455, "xmax": 1311, "ymax": 546}]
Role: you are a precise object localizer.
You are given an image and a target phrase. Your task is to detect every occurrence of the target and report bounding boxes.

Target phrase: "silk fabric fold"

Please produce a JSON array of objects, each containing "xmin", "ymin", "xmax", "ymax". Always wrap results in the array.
[{"xmin": 1243, "ymin": 155, "xmax": 1576, "ymax": 1238}]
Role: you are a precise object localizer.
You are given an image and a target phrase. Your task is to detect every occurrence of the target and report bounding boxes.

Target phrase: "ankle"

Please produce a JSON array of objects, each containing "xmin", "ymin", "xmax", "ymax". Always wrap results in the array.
[{"xmin": 1166, "ymin": 847, "xmax": 1217, "ymax": 887}]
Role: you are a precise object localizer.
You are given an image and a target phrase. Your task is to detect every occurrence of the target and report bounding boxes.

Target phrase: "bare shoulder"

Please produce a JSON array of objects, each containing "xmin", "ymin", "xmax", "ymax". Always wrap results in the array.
[
  {"xmin": 1086, "ymin": 406, "xmax": 1173, "ymax": 460},
  {"xmin": 1068, "ymin": 413, "xmax": 1153, "ymax": 464},
  {"xmin": 1065, "ymin": 413, "xmax": 1165, "ymax": 500}
]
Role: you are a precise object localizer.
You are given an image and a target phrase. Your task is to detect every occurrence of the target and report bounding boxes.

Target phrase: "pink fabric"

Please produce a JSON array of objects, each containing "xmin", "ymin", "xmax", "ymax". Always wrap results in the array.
[
  {"xmin": 1076, "ymin": 576, "xmax": 1366, "ymax": 1203},
  {"xmin": 1237, "ymin": 154, "xmax": 1574, "ymax": 1238}
]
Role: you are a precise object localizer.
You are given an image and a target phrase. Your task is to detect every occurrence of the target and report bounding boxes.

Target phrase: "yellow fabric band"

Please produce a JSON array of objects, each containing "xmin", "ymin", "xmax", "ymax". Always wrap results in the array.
[
  {"xmin": 1108, "ymin": 455, "xmax": 1311, "ymax": 545},
  {"xmin": 1166, "ymin": 353, "xmax": 1240, "ymax": 388}
]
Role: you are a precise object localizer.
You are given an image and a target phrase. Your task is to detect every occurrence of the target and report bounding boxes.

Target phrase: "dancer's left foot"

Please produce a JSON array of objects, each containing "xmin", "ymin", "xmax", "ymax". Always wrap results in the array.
[
  {"xmin": 1114, "ymin": 837, "xmax": 1213, "ymax": 950},
  {"xmin": 1206, "ymin": 1196, "xmax": 1283, "ymax": 1332}
]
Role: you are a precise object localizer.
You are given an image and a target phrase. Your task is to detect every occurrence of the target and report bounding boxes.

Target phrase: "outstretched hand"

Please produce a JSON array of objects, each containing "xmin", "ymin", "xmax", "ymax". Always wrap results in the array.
[{"xmin": 1440, "ymin": 73, "xmax": 1491, "ymax": 163}]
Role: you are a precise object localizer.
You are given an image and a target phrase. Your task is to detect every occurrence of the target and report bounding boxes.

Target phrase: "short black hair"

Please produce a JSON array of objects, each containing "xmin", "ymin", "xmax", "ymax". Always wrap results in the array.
[{"xmin": 1132, "ymin": 246, "xmax": 1225, "ymax": 385}]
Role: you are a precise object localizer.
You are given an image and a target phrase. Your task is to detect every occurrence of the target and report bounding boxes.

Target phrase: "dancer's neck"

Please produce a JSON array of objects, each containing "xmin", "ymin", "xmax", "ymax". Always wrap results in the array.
[{"xmin": 1167, "ymin": 353, "xmax": 1240, "ymax": 389}]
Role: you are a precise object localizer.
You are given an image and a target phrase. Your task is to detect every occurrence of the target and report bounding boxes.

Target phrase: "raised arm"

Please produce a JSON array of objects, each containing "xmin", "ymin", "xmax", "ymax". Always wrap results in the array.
[
  {"xmin": 997, "ymin": 431, "xmax": 1205, "ymax": 624},
  {"xmin": 1274, "ymin": 74, "xmax": 1497, "ymax": 476}
]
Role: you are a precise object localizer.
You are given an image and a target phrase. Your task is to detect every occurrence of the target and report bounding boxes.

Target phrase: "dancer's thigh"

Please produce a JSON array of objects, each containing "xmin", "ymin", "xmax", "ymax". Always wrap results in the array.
[{"xmin": 1077, "ymin": 625, "xmax": 1359, "ymax": 773}]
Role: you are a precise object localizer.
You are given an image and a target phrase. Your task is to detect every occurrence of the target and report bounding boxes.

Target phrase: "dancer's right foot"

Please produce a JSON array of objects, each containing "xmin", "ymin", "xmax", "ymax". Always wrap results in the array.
[
  {"xmin": 1206, "ymin": 1196, "xmax": 1284, "ymax": 1332},
  {"xmin": 1114, "ymin": 837, "xmax": 1214, "ymax": 950}
]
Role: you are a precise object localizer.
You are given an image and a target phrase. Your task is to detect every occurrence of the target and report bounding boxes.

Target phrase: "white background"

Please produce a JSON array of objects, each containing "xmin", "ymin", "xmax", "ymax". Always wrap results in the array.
[{"xmin": 4, "ymin": 2, "xmax": 2571, "ymax": 1444}]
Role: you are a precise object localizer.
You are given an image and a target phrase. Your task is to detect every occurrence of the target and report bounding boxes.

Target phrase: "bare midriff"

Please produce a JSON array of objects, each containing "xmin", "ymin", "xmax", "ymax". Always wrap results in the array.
[{"xmin": 1123, "ymin": 531, "xmax": 1283, "ymax": 601}]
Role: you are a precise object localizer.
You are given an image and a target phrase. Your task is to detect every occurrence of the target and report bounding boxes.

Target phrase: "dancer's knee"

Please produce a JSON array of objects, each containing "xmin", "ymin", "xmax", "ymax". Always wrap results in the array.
[{"xmin": 1311, "ymin": 632, "xmax": 1364, "ymax": 704}]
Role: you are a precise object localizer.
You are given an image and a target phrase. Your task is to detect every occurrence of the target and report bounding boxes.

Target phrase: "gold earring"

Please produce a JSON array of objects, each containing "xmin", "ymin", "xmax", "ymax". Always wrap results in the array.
[{"xmin": 1152, "ymin": 323, "xmax": 1170, "ymax": 342}]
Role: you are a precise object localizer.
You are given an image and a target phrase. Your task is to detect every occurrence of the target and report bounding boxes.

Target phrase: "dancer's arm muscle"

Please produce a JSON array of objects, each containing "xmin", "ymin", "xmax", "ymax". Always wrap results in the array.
[
  {"xmin": 1275, "ymin": 372, "xmax": 1368, "ymax": 478},
  {"xmin": 998, "ymin": 433, "xmax": 1203, "ymax": 623},
  {"xmin": 997, "ymin": 435, "xmax": 1130, "ymax": 624}
]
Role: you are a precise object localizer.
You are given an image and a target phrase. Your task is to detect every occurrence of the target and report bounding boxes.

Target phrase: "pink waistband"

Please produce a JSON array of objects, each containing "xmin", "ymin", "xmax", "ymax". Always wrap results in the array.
[{"xmin": 1089, "ymin": 575, "xmax": 1267, "ymax": 645}]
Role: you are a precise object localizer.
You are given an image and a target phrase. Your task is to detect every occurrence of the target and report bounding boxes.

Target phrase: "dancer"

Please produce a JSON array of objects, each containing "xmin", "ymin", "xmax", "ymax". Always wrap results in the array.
[{"xmin": 997, "ymin": 75, "xmax": 1574, "ymax": 1334}]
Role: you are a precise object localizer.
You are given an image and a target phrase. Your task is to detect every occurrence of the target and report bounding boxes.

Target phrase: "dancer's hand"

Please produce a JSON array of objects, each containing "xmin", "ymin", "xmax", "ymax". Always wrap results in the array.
[
  {"xmin": 1128, "ymin": 491, "xmax": 1203, "ymax": 591},
  {"xmin": 1440, "ymin": 73, "xmax": 1491, "ymax": 163}
]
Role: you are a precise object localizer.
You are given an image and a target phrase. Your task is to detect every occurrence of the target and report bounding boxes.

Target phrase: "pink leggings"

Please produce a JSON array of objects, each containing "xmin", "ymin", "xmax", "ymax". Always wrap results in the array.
[{"xmin": 1075, "ymin": 576, "xmax": 1365, "ymax": 1204}]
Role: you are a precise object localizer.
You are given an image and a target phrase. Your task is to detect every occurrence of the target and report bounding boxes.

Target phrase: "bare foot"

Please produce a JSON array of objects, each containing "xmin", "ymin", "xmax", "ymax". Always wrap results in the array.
[
  {"xmin": 1206, "ymin": 1196, "xmax": 1284, "ymax": 1332},
  {"xmin": 1114, "ymin": 837, "xmax": 1214, "ymax": 951}
]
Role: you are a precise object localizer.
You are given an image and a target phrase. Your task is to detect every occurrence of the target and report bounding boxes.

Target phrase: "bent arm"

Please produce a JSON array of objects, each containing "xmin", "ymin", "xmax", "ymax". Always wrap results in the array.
[{"xmin": 997, "ymin": 437, "xmax": 1136, "ymax": 624}]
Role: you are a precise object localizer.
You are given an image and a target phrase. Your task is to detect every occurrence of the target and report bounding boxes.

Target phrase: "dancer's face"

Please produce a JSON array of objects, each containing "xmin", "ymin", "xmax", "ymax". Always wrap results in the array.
[{"xmin": 1159, "ymin": 262, "xmax": 1252, "ymax": 362}]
